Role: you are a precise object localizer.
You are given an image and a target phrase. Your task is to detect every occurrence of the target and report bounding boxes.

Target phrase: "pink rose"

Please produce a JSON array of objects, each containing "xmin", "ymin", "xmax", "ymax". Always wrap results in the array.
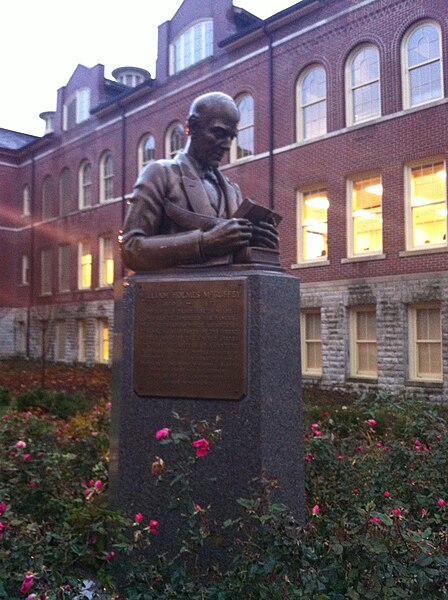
[
  {"xmin": 0, "ymin": 522, "xmax": 5, "ymax": 538},
  {"xmin": 105, "ymin": 402, "xmax": 112, "ymax": 411},
  {"xmin": 22, "ymin": 454, "xmax": 32, "ymax": 461},
  {"xmin": 93, "ymin": 480, "xmax": 102, "ymax": 490},
  {"xmin": 20, "ymin": 573, "xmax": 34, "ymax": 594},
  {"xmin": 392, "ymin": 507, "xmax": 401, "ymax": 517},
  {"xmin": 15, "ymin": 441, "xmax": 26, "ymax": 449},
  {"xmin": 367, "ymin": 419, "xmax": 376, "ymax": 426},
  {"xmin": 156, "ymin": 427, "xmax": 170, "ymax": 440},
  {"xmin": 370, "ymin": 517, "xmax": 381, "ymax": 524},
  {"xmin": 134, "ymin": 512, "xmax": 143, "ymax": 523},
  {"xmin": 421, "ymin": 508, "xmax": 427, "ymax": 516},
  {"xmin": 383, "ymin": 490, "xmax": 390, "ymax": 498},
  {"xmin": 0, "ymin": 501, "xmax": 6, "ymax": 514},
  {"xmin": 437, "ymin": 498, "xmax": 446, "ymax": 507},
  {"xmin": 311, "ymin": 504, "xmax": 320, "ymax": 515},
  {"xmin": 105, "ymin": 551, "xmax": 115, "ymax": 561},
  {"xmin": 149, "ymin": 519, "xmax": 158, "ymax": 534},
  {"xmin": 195, "ymin": 504, "xmax": 202, "ymax": 512},
  {"xmin": 353, "ymin": 489, "xmax": 360, "ymax": 495},
  {"xmin": 305, "ymin": 453, "xmax": 313, "ymax": 463},
  {"xmin": 337, "ymin": 455, "xmax": 343, "ymax": 461},
  {"xmin": 192, "ymin": 439, "xmax": 209, "ymax": 457}
]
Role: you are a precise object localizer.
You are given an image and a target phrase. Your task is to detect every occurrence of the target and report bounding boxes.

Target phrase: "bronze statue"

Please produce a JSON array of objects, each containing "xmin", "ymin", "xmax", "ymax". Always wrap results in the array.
[{"xmin": 120, "ymin": 92, "xmax": 279, "ymax": 271}]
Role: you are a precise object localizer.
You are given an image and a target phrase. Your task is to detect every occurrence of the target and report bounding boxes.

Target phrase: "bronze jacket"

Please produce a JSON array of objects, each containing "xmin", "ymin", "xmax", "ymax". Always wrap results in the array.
[{"xmin": 121, "ymin": 151, "xmax": 243, "ymax": 271}]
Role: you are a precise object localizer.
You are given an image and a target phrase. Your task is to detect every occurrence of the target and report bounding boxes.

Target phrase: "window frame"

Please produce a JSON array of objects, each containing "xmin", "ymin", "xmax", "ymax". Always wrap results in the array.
[
  {"xmin": 58, "ymin": 245, "xmax": 71, "ymax": 293},
  {"xmin": 347, "ymin": 173, "xmax": 383, "ymax": 257},
  {"xmin": 301, "ymin": 309, "xmax": 323, "ymax": 376},
  {"xmin": 346, "ymin": 44, "xmax": 381, "ymax": 126},
  {"xmin": 99, "ymin": 235, "xmax": 114, "ymax": 288},
  {"xmin": 349, "ymin": 306, "xmax": 378, "ymax": 378},
  {"xmin": 21, "ymin": 254, "xmax": 30, "ymax": 286},
  {"xmin": 77, "ymin": 240, "xmax": 92, "ymax": 290},
  {"xmin": 100, "ymin": 152, "xmax": 114, "ymax": 202},
  {"xmin": 296, "ymin": 187, "xmax": 329, "ymax": 263},
  {"xmin": 59, "ymin": 167, "xmax": 72, "ymax": 216},
  {"xmin": 169, "ymin": 19, "xmax": 213, "ymax": 75},
  {"xmin": 41, "ymin": 175, "xmax": 53, "ymax": 221},
  {"xmin": 408, "ymin": 303, "xmax": 442, "ymax": 382},
  {"xmin": 138, "ymin": 134, "xmax": 156, "ymax": 173},
  {"xmin": 78, "ymin": 160, "xmax": 93, "ymax": 209},
  {"xmin": 404, "ymin": 158, "xmax": 447, "ymax": 251},
  {"xmin": 63, "ymin": 87, "xmax": 91, "ymax": 130},
  {"xmin": 165, "ymin": 123, "xmax": 184, "ymax": 159},
  {"xmin": 22, "ymin": 184, "xmax": 30, "ymax": 216},
  {"xmin": 297, "ymin": 65, "xmax": 327, "ymax": 141},
  {"xmin": 402, "ymin": 21, "xmax": 444, "ymax": 110},
  {"xmin": 96, "ymin": 318, "xmax": 109, "ymax": 364},
  {"xmin": 55, "ymin": 320, "xmax": 67, "ymax": 362},
  {"xmin": 77, "ymin": 319, "xmax": 87, "ymax": 363},
  {"xmin": 40, "ymin": 249, "xmax": 52, "ymax": 296},
  {"xmin": 230, "ymin": 94, "xmax": 254, "ymax": 162}
]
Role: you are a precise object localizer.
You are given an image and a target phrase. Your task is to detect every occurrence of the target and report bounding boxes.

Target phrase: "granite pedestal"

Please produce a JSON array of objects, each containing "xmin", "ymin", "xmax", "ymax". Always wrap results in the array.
[{"xmin": 110, "ymin": 265, "xmax": 304, "ymax": 557}]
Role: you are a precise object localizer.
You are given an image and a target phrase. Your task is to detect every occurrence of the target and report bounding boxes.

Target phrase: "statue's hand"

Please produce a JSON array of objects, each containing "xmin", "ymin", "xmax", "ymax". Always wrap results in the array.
[
  {"xmin": 202, "ymin": 219, "xmax": 253, "ymax": 258},
  {"xmin": 250, "ymin": 221, "xmax": 279, "ymax": 249}
]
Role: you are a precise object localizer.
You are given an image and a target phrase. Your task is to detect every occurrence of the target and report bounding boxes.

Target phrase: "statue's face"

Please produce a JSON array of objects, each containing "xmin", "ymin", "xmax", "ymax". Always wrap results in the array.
[{"xmin": 189, "ymin": 103, "xmax": 239, "ymax": 169}]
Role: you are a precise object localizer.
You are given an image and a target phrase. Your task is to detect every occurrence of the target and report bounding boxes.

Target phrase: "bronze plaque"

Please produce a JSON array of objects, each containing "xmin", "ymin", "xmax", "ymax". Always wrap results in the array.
[{"xmin": 134, "ymin": 279, "xmax": 247, "ymax": 400}]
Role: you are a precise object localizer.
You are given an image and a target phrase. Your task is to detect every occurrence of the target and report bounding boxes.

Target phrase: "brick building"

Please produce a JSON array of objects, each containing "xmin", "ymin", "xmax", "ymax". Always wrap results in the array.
[{"xmin": 1, "ymin": 0, "xmax": 447, "ymax": 400}]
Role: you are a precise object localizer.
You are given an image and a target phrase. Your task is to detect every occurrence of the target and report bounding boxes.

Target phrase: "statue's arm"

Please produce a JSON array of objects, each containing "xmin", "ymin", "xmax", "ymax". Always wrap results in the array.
[{"xmin": 120, "ymin": 163, "xmax": 205, "ymax": 271}]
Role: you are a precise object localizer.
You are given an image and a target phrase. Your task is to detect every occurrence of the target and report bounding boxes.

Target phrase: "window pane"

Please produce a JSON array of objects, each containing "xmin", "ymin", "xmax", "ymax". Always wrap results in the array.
[
  {"xmin": 410, "ymin": 62, "xmax": 442, "ymax": 105},
  {"xmin": 79, "ymin": 242, "xmax": 92, "ymax": 289},
  {"xmin": 59, "ymin": 168, "xmax": 72, "ymax": 216},
  {"xmin": 352, "ymin": 176, "xmax": 383, "ymax": 254},
  {"xmin": 235, "ymin": 95, "xmax": 254, "ymax": 159},
  {"xmin": 410, "ymin": 162, "xmax": 447, "ymax": 247},
  {"xmin": 408, "ymin": 25, "xmax": 440, "ymax": 68},
  {"xmin": 353, "ymin": 81, "xmax": 380, "ymax": 122},
  {"xmin": 80, "ymin": 162, "xmax": 92, "ymax": 208},
  {"xmin": 58, "ymin": 245, "xmax": 70, "ymax": 292},
  {"xmin": 42, "ymin": 177, "xmax": 53, "ymax": 219},
  {"xmin": 303, "ymin": 311, "xmax": 322, "ymax": 373},
  {"xmin": 301, "ymin": 190, "xmax": 328, "ymax": 260},
  {"xmin": 143, "ymin": 135, "xmax": 155, "ymax": 164}
]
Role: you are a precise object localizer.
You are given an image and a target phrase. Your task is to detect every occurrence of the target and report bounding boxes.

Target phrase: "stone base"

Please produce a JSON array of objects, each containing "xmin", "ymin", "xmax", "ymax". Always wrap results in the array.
[{"xmin": 110, "ymin": 266, "xmax": 304, "ymax": 558}]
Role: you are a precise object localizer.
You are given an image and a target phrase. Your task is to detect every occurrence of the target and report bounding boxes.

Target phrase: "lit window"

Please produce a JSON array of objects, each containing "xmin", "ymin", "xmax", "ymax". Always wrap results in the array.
[
  {"xmin": 55, "ymin": 320, "xmax": 67, "ymax": 362},
  {"xmin": 348, "ymin": 175, "xmax": 383, "ymax": 256},
  {"xmin": 21, "ymin": 254, "xmax": 29, "ymax": 286},
  {"xmin": 59, "ymin": 168, "xmax": 72, "ymax": 216},
  {"xmin": 165, "ymin": 123, "xmax": 184, "ymax": 159},
  {"xmin": 41, "ymin": 249, "xmax": 52, "ymax": 295},
  {"xmin": 42, "ymin": 176, "xmax": 53, "ymax": 220},
  {"xmin": 409, "ymin": 304, "xmax": 442, "ymax": 381},
  {"xmin": 347, "ymin": 45, "xmax": 380, "ymax": 125},
  {"xmin": 138, "ymin": 134, "xmax": 155, "ymax": 173},
  {"xmin": 298, "ymin": 65, "xmax": 327, "ymax": 140},
  {"xmin": 403, "ymin": 22, "xmax": 443, "ymax": 109},
  {"xmin": 100, "ymin": 152, "xmax": 114, "ymax": 201},
  {"xmin": 78, "ymin": 241, "xmax": 92, "ymax": 289},
  {"xmin": 79, "ymin": 161, "xmax": 92, "ymax": 209},
  {"xmin": 78, "ymin": 319, "xmax": 86, "ymax": 363},
  {"xmin": 96, "ymin": 318, "xmax": 109, "ymax": 363},
  {"xmin": 350, "ymin": 307, "xmax": 377, "ymax": 378},
  {"xmin": 231, "ymin": 94, "xmax": 254, "ymax": 161},
  {"xmin": 63, "ymin": 88, "xmax": 90, "ymax": 130},
  {"xmin": 99, "ymin": 236, "xmax": 114, "ymax": 287},
  {"xmin": 58, "ymin": 245, "xmax": 71, "ymax": 292},
  {"xmin": 169, "ymin": 20, "xmax": 213, "ymax": 75},
  {"xmin": 406, "ymin": 160, "xmax": 447, "ymax": 250},
  {"xmin": 297, "ymin": 188, "xmax": 328, "ymax": 262},
  {"xmin": 22, "ymin": 185, "xmax": 30, "ymax": 216},
  {"xmin": 301, "ymin": 310, "xmax": 322, "ymax": 375}
]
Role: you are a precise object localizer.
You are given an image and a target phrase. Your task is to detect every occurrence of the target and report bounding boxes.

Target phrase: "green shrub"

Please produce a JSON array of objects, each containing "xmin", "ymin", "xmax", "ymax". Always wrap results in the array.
[
  {"xmin": 14, "ymin": 388, "xmax": 90, "ymax": 418},
  {"xmin": 0, "ymin": 387, "xmax": 10, "ymax": 407}
]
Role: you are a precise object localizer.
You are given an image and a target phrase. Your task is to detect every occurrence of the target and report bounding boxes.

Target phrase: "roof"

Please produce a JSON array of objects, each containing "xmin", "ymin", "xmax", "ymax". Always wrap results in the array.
[{"xmin": 0, "ymin": 128, "xmax": 38, "ymax": 150}]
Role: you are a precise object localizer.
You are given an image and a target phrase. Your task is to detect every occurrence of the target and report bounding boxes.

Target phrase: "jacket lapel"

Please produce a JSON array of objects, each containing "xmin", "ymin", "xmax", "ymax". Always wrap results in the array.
[
  {"xmin": 215, "ymin": 170, "xmax": 239, "ymax": 217},
  {"xmin": 176, "ymin": 153, "xmax": 217, "ymax": 217}
]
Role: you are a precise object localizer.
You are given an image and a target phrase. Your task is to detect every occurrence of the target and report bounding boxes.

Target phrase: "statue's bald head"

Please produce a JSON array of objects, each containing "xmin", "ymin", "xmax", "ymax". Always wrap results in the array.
[{"xmin": 187, "ymin": 92, "xmax": 239, "ymax": 128}]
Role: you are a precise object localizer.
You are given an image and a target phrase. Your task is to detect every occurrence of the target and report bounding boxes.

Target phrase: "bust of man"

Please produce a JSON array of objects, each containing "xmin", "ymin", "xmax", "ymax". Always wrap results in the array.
[{"xmin": 121, "ymin": 91, "xmax": 278, "ymax": 271}]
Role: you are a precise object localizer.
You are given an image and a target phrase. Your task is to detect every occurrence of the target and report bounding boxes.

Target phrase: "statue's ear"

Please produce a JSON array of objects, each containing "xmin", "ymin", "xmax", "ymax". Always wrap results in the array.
[{"xmin": 188, "ymin": 115, "xmax": 199, "ymax": 137}]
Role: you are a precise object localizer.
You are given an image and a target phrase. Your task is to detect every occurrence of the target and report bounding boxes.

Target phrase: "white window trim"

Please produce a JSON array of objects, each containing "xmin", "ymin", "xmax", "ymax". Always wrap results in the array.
[
  {"xmin": 408, "ymin": 304, "xmax": 443, "ymax": 382},
  {"xmin": 96, "ymin": 318, "xmax": 109, "ymax": 364},
  {"xmin": 165, "ymin": 123, "xmax": 184, "ymax": 159},
  {"xmin": 345, "ymin": 44, "xmax": 381, "ymax": 126},
  {"xmin": 22, "ymin": 185, "xmax": 31, "ymax": 216},
  {"xmin": 346, "ymin": 174, "xmax": 383, "ymax": 258},
  {"xmin": 349, "ymin": 306, "xmax": 377, "ymax": 379},
  {"xmin": 404, "ymin": 158, "xmax": 447, "ymax": 252},
  {"xmin": 138, "ymin": 134, "xmax": 155, "ymax": 173},
  {"xmin": 230, "ymin": 94, "xmax": 255, "ymax": 163},
  {"xmin": 99, "ymin": 235, "xmax": 114, "ymax": 288},
  {"xmin": 77, "ymin": 241, "xmax": 92, "ymax": 290},
  {"xmin": 63, "ymin": 88, "xmax": 91, "ymax": 130},
  {"xmin": 55, "ymin": 320, "xmax": 68, "ymax": 362},
  {"xmin": 296, "ymin": 65, "xmax": 327, "ymax": 142},
  {"xmin": 99, "ymin": 152, "xmax": 114, "ymax": 203},
  {"xmin": 77, "ymin": 319, "xmax": 87, "ymax": 363},
  {"xmin": 21, "ymin": 254, "xmax": 29, "ymax": 286},
  {"xmin": 296, "ymin": 187, "xmax": 329, "ymax": 264},
  {"xmin": 401, "ymin": 20, "xmax": 444, "ymax": 110},
  {"xmin": 78, "ymin": 161, "xmax": 92, "ymax": 209},
  {"xmin": 169, "ymin": 19, "xmax": 213, "ymax": 75},
  {"xmin": 301, "ymin": 309, "xmax": 323, "ymax": 376}
]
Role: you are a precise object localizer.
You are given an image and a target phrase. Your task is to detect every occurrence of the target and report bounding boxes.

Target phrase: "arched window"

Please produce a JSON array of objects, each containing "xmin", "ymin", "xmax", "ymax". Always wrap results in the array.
[
  {"xmin": 402, "ymin": 22, "xmax": 443, "ymax": 108},
  {"xmin": 138, "ymin": 134, "xmax": 156, "ymax": 173},
  {"xmin": 59, "ymin": 168, "xmax": 72, "ymax": 216},
  {"xmin": 346, "ymin": 45, "xmax": 381, "ymax": 125},
  {"xmin": 100, "ymin": 152, "xmax": 114, "ymax": 202},
  {"xmin": 231, "ymin": 94, "xmax": 254, "ymax": 162},
  {"xmin": 42, "ymin": 175, "xmax": 54, "ymax": 220},
  {"xmin": 170, "ymin": 20, "xmax": 213, "ymax": 75},
  {"xmin": 78, "ymin": 161, "xmax": 92, "ymax": 209},
  {"xmin": 22, "ymin": 184, "xmax": 30, "ymax": 216},
  {"xmin": 297, "ymin": 65, "xmax": 327, "ymax": 140},
  {"xmin": 165, "ymin": 123, "xmax": 184, "ymax": 159}
]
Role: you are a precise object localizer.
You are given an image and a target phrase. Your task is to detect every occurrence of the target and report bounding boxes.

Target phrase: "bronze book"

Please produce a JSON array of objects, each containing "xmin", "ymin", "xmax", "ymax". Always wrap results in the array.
[{"xmin": 232, "ymin": 198, "xmax": 282, "ymax": 227}]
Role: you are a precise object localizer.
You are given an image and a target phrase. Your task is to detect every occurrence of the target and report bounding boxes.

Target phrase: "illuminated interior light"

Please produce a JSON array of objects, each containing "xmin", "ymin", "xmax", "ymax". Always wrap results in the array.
[
  {"xmin": 363, "ymin": 183, "xmax": 383, "ymax": 195},
  {"xmin": 353, "ymin": 209, "xmax": 373, "ymax": 218},
  {"xmin": 305, "ymin": 197, "xmax": 329, "ymax": 209},
  {"xmin": 411, "ymin": 197, "xmax": 431, "ymax": 206},
  {"xmin": 436, "ymin": 170, "xmax": 446, "ymax": 179},
  {"xmin": 436, "ymin": 208, "xmax": 448, "ymax": 216}
]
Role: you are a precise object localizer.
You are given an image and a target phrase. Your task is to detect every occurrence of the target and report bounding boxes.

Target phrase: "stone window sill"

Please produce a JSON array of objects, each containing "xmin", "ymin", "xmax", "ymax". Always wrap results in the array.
[
  {"xmin": 291, "ymin": 260, "xmax": 330, "ymax": 269},
  {"xmin": 341, "ymin": 253, "xmax": 386, "ymax": 264},
  {"xmin": 399, "ymin": 247, "xmax": 447, "ymax": 257}
]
